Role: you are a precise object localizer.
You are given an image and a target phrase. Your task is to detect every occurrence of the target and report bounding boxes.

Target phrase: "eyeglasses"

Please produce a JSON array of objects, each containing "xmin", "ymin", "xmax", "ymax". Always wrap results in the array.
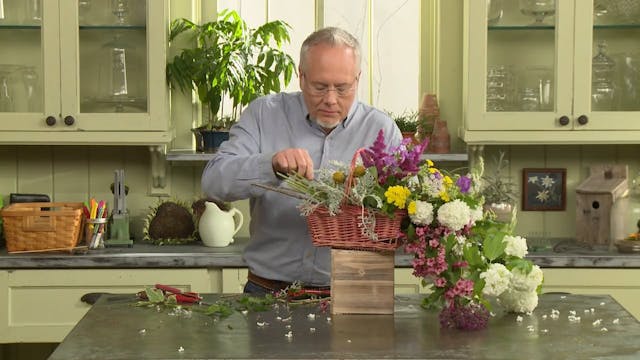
[{"xmin": 302, "ymin": 73, "xmax": 358, "ymax": 97}]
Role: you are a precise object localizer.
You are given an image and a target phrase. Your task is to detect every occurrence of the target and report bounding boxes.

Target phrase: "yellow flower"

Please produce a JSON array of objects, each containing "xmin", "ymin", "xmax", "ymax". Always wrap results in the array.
[
  {"xmin": 440, "ymin": 191, "xmax": 450, "ymax": 202},
  {"xmin": 385, "ymin": 185, "xmax": 411, "ymax": 209},
  {"xmin": 407, "ymin": 200, "xmax": 417, "ymax": 215},
  {"xmin": 444, "ymin": 175, "xmax": 453, "ymax": 185},
  {"xmin": 426, "ymin": 159, "xmax": 434, "ymax": 167}
]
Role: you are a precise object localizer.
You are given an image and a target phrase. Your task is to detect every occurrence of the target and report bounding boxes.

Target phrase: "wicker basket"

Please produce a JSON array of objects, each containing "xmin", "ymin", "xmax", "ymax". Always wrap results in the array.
[
  {"xmin": 307, "ymin": 205, "xmax": 405, "ymax": 251},
  {"xmin": 0, "ymin": 202, "xmax": 84, "ymax": 253}
]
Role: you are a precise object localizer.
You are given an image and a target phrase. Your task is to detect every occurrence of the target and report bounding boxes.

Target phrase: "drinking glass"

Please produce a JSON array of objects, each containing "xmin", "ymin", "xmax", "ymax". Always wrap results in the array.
[
  {"xmin": 614, "ymin": 52, "xmax": 640, "ymax": 111},
  {"xmin": 487, "ymin": 0, "xmax": 503, "ymax": 25},
  {"xmin": 521, "ymin": 66, "xmax": 554, "ymax": 111},
  {"xmin": 79, "ymin": 0, "xmax": 92, "ymax": 25},
  {"xmin": 111, "ymin": 0, "xmax": 129, "ymax": 25},
  {"xmin": 21, "ymin": 66, "xmax": 39, "ymax": 112},
  {"xmin": 519, "ymin": 0, "xmax": 556, "ymax": 25},
  {"xmin": 519, "ymin": 87, "xmax": 539, "ymax": 111},
  {"xmin": 24, "ymin": 0, "xmax": 41, "ymax": 24},
  {"xmin": 0, "ymin": 70, "xmax": 14, "ymax": 112}
]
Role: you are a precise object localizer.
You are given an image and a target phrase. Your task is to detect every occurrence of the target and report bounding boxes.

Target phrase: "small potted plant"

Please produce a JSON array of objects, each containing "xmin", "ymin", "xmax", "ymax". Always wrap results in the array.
[
  {"xmin": 166, "ymin": 9, "xmax": 296, "ymax": 152},
  {"xmin": 387, "ymin": 110, "xmax": 420, "ymax": 144},
  {"xmin": 480, "ymin": 151, "xmax": 518, "ymax": 223}
]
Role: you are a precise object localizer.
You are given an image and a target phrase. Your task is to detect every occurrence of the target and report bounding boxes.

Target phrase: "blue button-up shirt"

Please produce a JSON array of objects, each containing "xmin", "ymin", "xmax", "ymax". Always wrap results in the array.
[{"xmin": 202, "ymin": 91, "xmax": 401, "ymax": 286}]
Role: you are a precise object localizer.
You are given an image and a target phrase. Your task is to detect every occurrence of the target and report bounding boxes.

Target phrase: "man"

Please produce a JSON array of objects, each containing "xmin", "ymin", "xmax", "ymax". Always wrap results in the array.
[{"xmin": 201, "ymin": 26, "xmax": 401, "ymax": 295}]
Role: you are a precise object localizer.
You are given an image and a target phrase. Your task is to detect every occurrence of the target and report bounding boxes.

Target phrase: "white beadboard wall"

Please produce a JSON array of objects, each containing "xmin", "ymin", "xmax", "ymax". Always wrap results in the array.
[{"xmin": 1, "ymin": 0, "xmax": 639, "ymax": 241}]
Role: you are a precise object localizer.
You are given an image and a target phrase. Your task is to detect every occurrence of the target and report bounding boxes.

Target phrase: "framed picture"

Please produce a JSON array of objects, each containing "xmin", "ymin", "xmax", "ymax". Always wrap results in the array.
[{"xmin": 522, "ymin": 168, "xmax": 567, "ymax": 211}]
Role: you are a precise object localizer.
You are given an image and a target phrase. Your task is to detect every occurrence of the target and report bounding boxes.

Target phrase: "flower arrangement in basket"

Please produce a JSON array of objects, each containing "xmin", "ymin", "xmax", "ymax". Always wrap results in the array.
[
  {"xmin": 282, "ymin": 130, "xmax": 427, "ymax": 252},
  {"xmin": 402, "ymin": 155, "xmax": 543, "ymax": 330}
]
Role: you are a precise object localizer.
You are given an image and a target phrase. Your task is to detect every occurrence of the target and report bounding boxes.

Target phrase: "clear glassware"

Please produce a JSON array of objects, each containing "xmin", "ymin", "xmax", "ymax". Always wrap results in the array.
[
  {"xmin": 519, "ymin": 87, "xmax": 539, "ymax": 111},
  {"xmin": 21, "ymin": 66, "xmax": 39, "ymax": 112},
  {"xmin": 79, "ymin": 0, "xmax": 92, "ymax": 26},
  {"xmin": 519, "ymin": 0, "xmax": 556, "ymax": 25},
  {"xmin": 521, "ymin": 66, "xmax": 554, "ymax": 111},
  {"xmin": 592, "ymin": 41, "xmax": 616, "ymax": 111},
  {"xmin": 111, "ymin": 0, "xmax": 129, "ymax": 25},
  {"xmin": 486, "ymin": 65, "xmax": 514, "ymax": 112},
  {"xmin": 613, "ymin": 52, "xmax": 640, "ymax": 111},
  {"xmin": 24, "ymin": 0, "xmax": 41, "ymax": 24},
  {"xmin": 487, "ymin": 0, "xmax": 503, "ymax": 25},
  {"xmin": 0, "ymin": 70, "xmax": 14, "ymax": 112}
]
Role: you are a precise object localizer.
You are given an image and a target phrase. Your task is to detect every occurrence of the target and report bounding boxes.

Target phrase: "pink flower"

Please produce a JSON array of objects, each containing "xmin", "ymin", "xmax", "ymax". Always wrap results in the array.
[{"xmin": 434, "ymin": 277, "xmax": 447, "ymax": 287}]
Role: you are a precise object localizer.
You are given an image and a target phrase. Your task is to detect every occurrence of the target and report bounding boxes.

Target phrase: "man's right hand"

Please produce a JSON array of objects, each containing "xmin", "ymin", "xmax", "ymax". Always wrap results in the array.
[{"xmin": 272, "ymin": 148, "xmax": 314, "ymax": 180}]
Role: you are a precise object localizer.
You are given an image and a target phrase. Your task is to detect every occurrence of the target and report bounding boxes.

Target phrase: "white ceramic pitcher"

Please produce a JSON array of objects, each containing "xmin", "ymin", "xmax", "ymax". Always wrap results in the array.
[{"xmin": 199, "ymin": 201, "xmax": 244, "ymax": 247}]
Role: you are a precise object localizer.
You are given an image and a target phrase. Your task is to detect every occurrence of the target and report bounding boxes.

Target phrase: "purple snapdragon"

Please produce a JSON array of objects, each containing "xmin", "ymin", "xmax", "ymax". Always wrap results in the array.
[{"xmin": 360, "ymin": 130, "xmax": 428, "ymax": 184}]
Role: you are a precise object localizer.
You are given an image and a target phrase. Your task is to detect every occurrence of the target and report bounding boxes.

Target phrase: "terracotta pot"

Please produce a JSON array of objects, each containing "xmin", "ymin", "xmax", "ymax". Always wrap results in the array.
[{"xmin": 401, "ymin": 131, "xmax": 419, "ymax": 145}]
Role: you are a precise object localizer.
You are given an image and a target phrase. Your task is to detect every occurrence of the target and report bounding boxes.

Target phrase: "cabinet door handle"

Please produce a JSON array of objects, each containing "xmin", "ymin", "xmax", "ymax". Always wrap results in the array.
[
  {"xmin": 577, "ymin": 115, "xmax": 588, "ymax": 125},
  {"xmin": 45, "ymin": 116, "xmax": 57, "ymax": 126},
  {"xmin": 558, "ymin": 115, "xmax": 570, "ymax": 126},
  {"xmin": 64, "ymin": 115, "xmax": 75, "ymax": 126}
]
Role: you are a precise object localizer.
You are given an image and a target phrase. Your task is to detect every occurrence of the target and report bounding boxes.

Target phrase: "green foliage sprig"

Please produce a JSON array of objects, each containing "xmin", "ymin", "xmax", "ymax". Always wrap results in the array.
[{"xmin": 386, "ymin": 109, "xmax": 420, "ymax": 133}]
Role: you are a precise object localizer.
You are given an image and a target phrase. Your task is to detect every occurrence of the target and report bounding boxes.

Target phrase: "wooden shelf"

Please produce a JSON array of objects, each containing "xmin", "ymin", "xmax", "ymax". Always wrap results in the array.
[{"xmin": 167, "ymin": 150, "xmax": 469, "ymax": 162}]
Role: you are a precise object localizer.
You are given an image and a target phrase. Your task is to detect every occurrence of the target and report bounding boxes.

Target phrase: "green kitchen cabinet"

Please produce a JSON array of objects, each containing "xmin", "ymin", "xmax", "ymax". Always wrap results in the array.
[
  {"xmin": 0, "ymin": 0, "xmax": 170, "ymax": 145},
  {"xmin": 462, "ymin": 0, "xmax": 640, "ymax": 145},
  {"xmin": 0, "ymin": 269, "xmax": 218, "ymax": 343}
]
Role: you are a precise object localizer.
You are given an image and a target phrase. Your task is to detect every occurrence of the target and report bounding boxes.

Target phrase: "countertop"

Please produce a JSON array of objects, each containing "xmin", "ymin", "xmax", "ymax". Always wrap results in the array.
[
  {"xmin": 2, "ymin": 237, "xmax": 640, "ymax": 269},
  {"xmin": 49, "ymin": 293, "xmax": 640, "ymax": 359}
]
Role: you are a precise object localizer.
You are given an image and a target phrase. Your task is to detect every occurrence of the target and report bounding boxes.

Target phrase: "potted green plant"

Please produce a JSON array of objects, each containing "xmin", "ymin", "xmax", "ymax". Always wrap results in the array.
[
  {"xmin": 480, "ymin": 151, "xmax": 518, "ymax": 223},
  {"xmin": 387, "ymin": 109, "xmax": 420, "ymax": 144},
  {"xmin": 166, "ymin": 9, "xmax": 296, "ymax": 152}
]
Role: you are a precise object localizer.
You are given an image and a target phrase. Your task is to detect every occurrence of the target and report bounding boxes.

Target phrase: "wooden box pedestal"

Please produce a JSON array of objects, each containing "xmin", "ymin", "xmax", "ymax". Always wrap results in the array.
[{"xmin": 330, "ymin": 249, "xmax": 395, "ymax": 315}]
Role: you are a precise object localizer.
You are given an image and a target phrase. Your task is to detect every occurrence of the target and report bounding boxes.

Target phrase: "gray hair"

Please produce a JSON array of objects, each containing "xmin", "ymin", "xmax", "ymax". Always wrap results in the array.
[{"xmin": 299, "ymin": 27, "xmax": 361, "ymax": 72}]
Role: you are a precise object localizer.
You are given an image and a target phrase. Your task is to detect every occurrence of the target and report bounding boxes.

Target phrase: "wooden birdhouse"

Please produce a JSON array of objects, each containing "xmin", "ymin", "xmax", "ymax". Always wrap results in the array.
[{"xmin": 576, "ymin": 165, "xmax": 628, "ymax": 246}]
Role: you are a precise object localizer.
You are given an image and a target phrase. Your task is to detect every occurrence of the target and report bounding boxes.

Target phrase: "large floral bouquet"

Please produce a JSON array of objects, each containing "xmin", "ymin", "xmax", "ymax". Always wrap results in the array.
[
  {"xmin": 283, "ymin": 130, "xmax": 542, "ymax": 330},
  {"xmin": 402, "ymin": 155, "xmax": 543, "ymax": 330}
]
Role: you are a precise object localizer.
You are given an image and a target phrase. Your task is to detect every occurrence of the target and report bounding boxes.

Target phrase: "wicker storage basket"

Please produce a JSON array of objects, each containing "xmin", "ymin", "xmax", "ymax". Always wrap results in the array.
[
  {"xmin": 307, "ymin": 205, "xmax": 405, "ymax": 251},
  {"xmin": 0, "ymin": 202, "xmax": 84, "ymax": 253}
]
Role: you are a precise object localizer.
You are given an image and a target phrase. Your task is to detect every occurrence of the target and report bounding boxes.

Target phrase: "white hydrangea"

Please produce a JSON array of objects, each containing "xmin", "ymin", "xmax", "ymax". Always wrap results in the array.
[
  {"xmin": 436, "ymin": 199, "xmax": 471, "ymax": 231},
  {"xmin": 499, "ymin": 288, "xmax": 539, "ymax": 313},
  {"xmin": 409, "ymin": 200, "xmax": 434, "ymax": 226},
  {"xmin": 504, "ymin": 235, "xmax": 528, "ymax": 258},
  {"xmin": 480, "ymin": 263, "xmax": 512, "ymax": 297},
  {"xmin": 510, "ymin": 265, "xmax": 543, "ymax": 292}
]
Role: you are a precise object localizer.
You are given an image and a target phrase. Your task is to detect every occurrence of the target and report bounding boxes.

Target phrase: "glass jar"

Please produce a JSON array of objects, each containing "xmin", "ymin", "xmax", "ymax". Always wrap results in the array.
[{"xmin": 592, "ymin": 41, "xmax": 616, "ymax": 111}]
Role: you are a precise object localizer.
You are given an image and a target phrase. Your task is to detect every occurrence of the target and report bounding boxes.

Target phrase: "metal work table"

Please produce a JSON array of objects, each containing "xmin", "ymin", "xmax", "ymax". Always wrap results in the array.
[{"xmin": 49, "ymin": 293, "xmax": 640, "ymax": 359}]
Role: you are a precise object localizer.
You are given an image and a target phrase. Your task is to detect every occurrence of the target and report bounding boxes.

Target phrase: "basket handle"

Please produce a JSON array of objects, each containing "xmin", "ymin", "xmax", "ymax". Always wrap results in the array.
[{"xmin": 344, "ymin": 148, "xmax": 366, "ymax": 200}]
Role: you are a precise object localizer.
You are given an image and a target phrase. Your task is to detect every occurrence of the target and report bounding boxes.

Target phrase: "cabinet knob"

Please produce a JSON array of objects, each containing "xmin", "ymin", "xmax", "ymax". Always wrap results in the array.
[
  {"xmin": 558, "ymin": 115, "xmax": 570, "ymax": 126},
  {"xmin": 577, "ymin": 115, "xmax": 588, "ymax": 125},
  {"xmin": 64, "ymin": 115, "xmax": 75, "ymax": 126},
  {"xmin": 45, "ymin": 116, "xmax": 57, "ymax": 126}
]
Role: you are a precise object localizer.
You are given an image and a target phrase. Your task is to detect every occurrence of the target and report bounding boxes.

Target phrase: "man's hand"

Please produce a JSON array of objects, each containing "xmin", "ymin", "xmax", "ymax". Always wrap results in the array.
[{"xmin": 272, "ymin": 149, "xmax": 314, "ymax": 180}]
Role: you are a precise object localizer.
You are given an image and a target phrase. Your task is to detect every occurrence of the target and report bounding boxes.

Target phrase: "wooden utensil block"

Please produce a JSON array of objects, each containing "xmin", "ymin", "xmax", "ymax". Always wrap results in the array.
[
  {"xmin": 576, "ymin": 164, "xmax": 628, "ymax": 245},
  {"xmin": 330, "ymin": 249, "xmax": 395, "ymax": 315}
]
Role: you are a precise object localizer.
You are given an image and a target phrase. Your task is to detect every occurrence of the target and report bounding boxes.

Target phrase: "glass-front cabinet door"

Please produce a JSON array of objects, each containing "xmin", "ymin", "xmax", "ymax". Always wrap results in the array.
[
  {"xmin": 463, "ymin": 0, "xmax": 640, "ymax": 144},
  {"xmin": 0, "ymin": 0, "xmax": 169, "ymax": 145}
]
